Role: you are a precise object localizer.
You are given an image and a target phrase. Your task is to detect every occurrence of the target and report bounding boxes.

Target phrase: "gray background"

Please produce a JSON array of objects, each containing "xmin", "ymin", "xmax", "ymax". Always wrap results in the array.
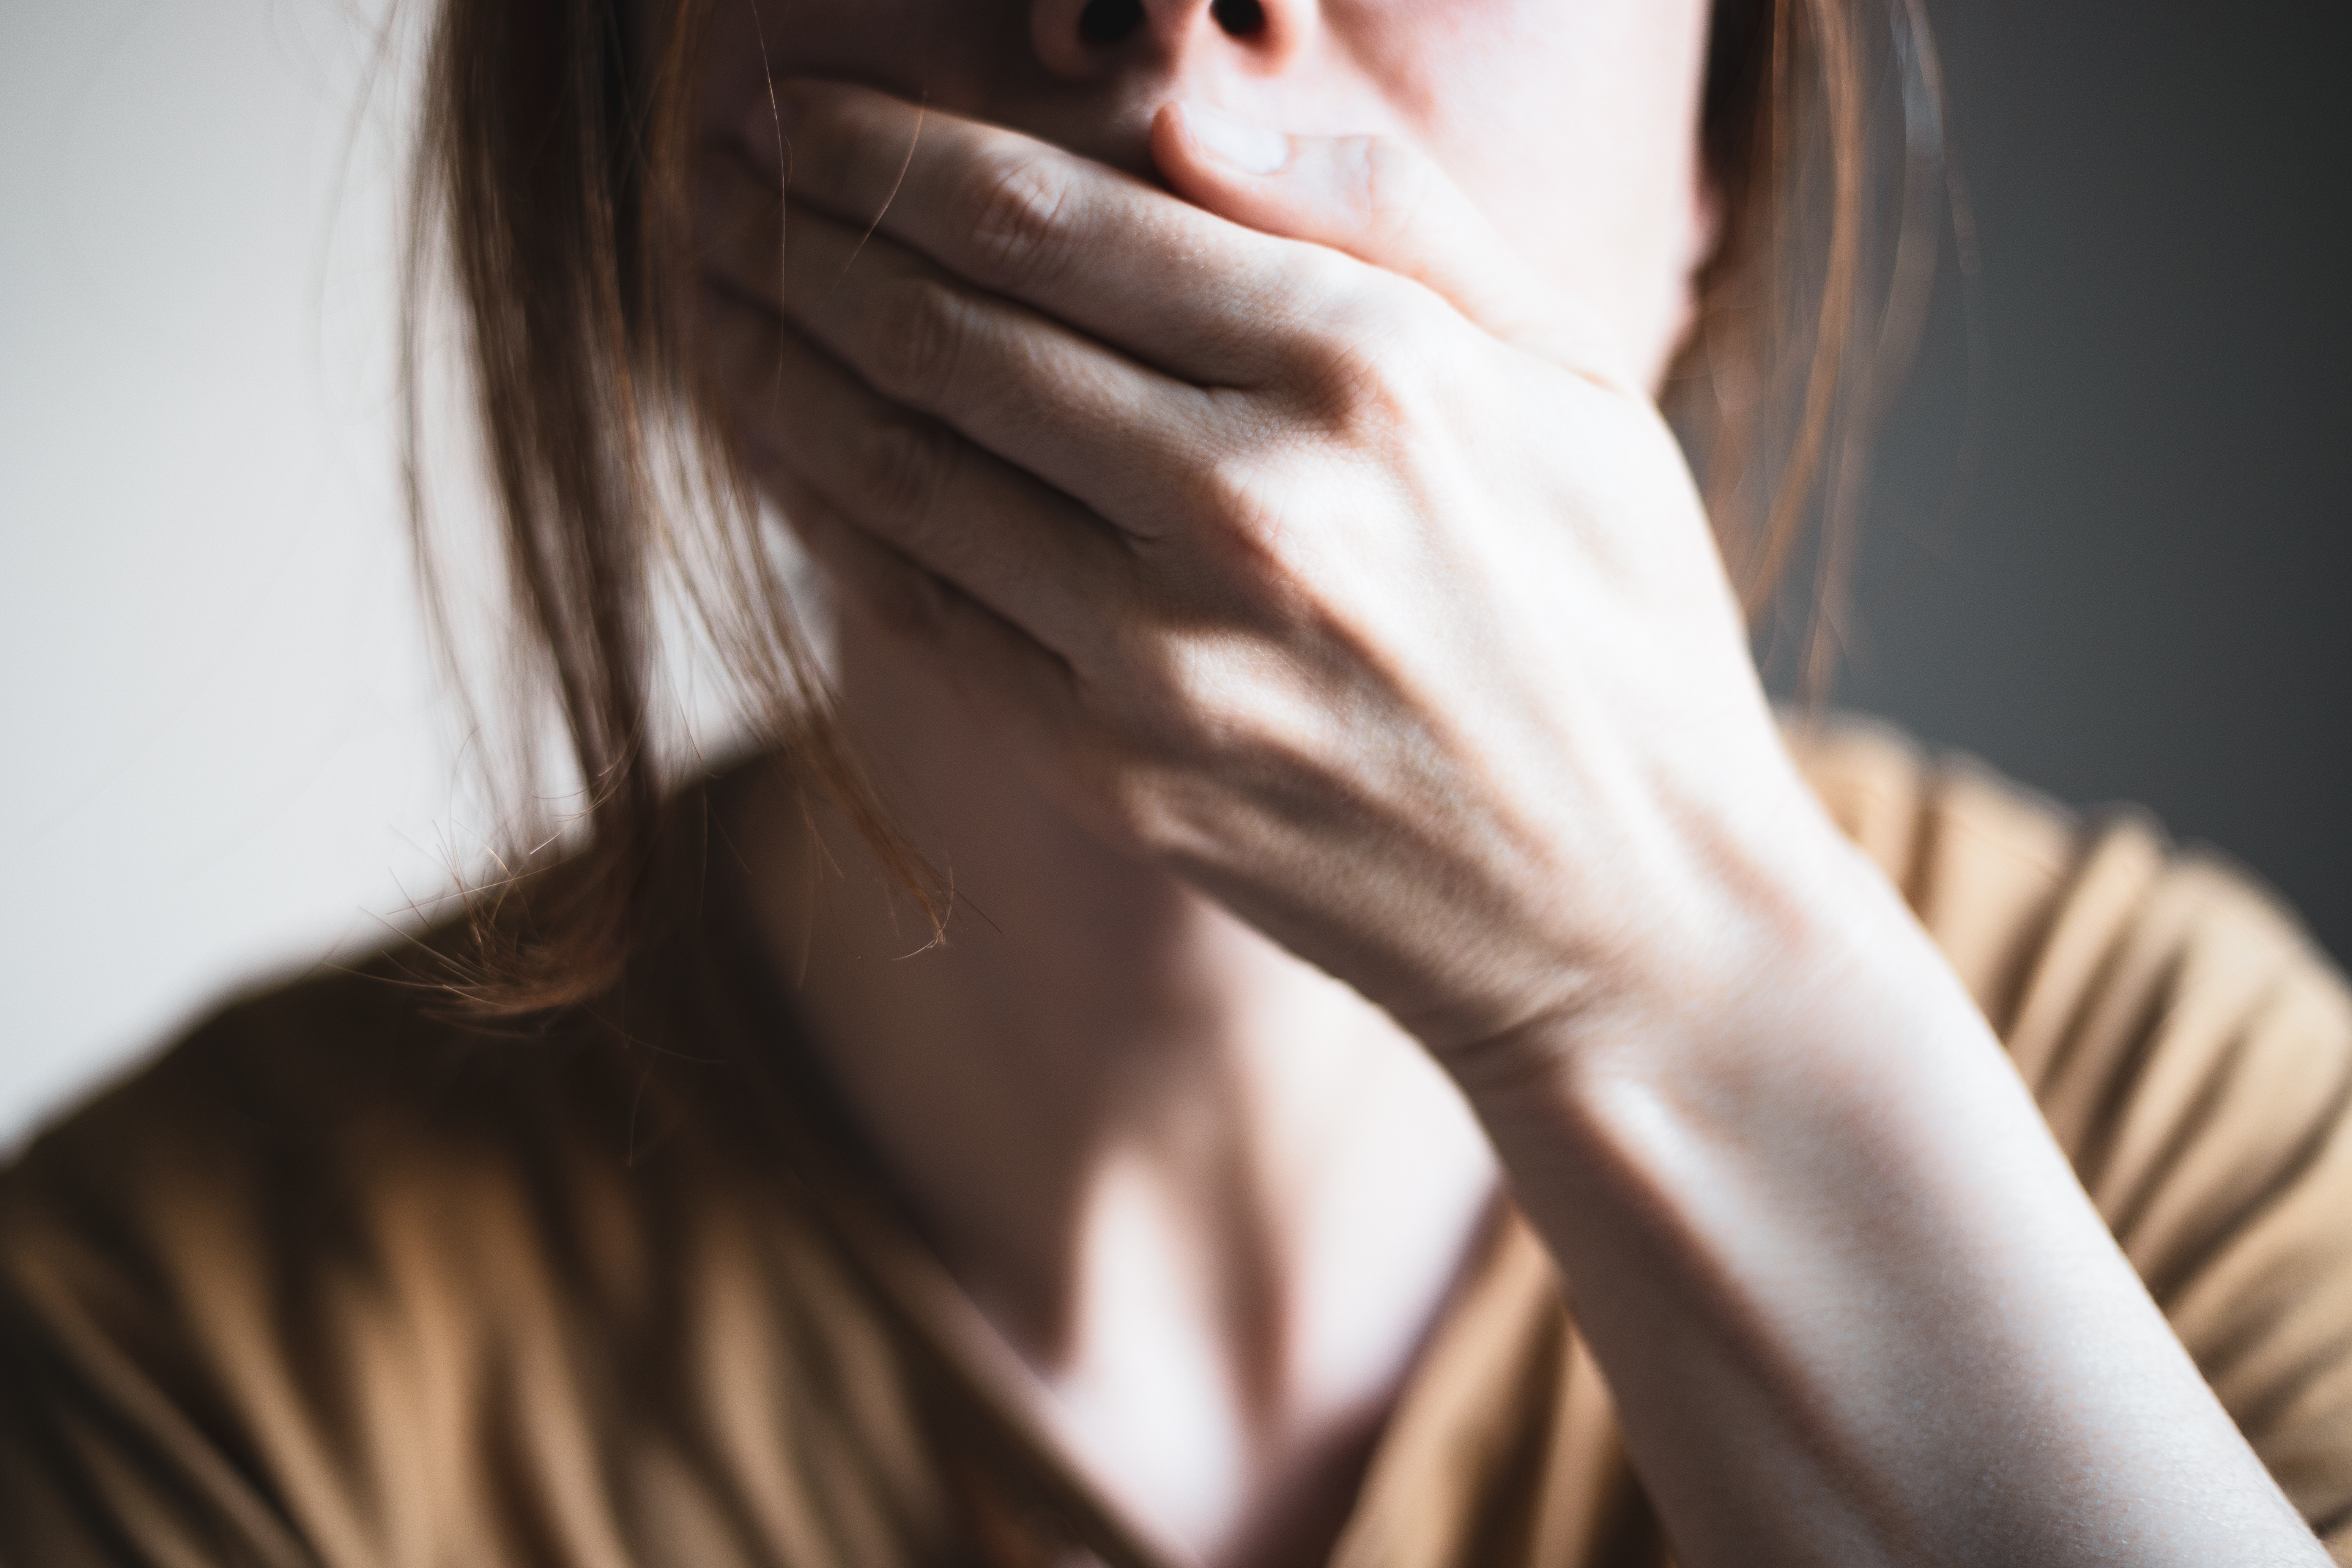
[
  {"xmin": 1, "ymin": 0, "xmax": 2344, "ymax": 1147},
  {"xmin": 1820, "ymin": 0, "xmax": 2351, "ymax": 968},
  {"xmin": 0, "ymin": 0, "xmax": 451, "ymax": 1150}
]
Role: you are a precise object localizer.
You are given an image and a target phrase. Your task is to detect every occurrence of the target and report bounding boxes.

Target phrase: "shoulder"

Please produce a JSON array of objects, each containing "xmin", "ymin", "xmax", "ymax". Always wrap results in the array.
[
  {"xmin": 0, "ymin": 934, "xmax": 917, "ymax": 1565},
  {"xmin": 0, "ymin": 950, "xmax": 674, "ymax": 1324},
  {"xmin": 1789, "ymin": 712, "xmax": 2352, "ymax": 1549},
  {"xmin": 1778, "ymin": 710, "xmax": 2352, "ymax": 1081}
]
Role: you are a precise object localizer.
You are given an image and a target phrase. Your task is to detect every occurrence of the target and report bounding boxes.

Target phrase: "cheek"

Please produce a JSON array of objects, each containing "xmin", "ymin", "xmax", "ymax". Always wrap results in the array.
[{"xmin": 1354, "ymin": 0, "xmax": 1714, "ymax": 380}]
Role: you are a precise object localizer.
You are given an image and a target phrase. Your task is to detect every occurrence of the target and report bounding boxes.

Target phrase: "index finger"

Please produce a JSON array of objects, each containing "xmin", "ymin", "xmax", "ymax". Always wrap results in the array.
[{"xmin": 749, "ymin": 81, "xmax": 1322, "ymax": 387}]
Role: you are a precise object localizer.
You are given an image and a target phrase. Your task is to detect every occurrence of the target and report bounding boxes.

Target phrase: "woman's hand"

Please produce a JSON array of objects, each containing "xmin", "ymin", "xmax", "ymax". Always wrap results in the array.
[
  {"xmin": 697, "ymin": 84, "xmax": 2333, "ymax": 1567},
  {"xmin": 699, "ymin": 81, "xmax": 1837, "ymax": 1073}
]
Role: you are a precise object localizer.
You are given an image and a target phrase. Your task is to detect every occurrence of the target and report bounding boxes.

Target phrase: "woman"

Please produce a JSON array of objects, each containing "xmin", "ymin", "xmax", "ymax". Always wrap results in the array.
[{"xmin": 4, "ymin": 1, "xmax": 2348, "ymax": 1564}]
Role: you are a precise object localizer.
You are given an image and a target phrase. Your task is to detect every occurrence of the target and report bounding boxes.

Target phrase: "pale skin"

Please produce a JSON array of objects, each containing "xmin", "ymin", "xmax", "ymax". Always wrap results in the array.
[{"xmin": 687, "ymin": 2, "xmax": 2331, "ymax": 1564}]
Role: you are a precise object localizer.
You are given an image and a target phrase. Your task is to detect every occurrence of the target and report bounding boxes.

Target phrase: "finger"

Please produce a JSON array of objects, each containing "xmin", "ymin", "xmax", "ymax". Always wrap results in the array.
[
  {"xmin": 700, "ymin": 279, "xmax": 1136, "ymax": 660},
  {"xmin": 703, "ymin": 146, "xmax": 1217, "ymax": 538},
  {"xmin": 1152, "ymin": 102, "xmax": 1635, "ymax": 386},
  {"xmin": 741, "ymin": 81, "xmax": 1315, "ymax": 387},
  {"xmin": 774, "ymin": 470, "xmax": 1082, "ymax": 759}
]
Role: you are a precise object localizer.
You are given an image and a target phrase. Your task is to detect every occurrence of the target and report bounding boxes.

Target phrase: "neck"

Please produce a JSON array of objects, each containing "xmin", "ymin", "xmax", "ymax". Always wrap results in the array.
[{"xmin": 735, "ymin": 619, "xmax": 1497, "ymax": 1563}]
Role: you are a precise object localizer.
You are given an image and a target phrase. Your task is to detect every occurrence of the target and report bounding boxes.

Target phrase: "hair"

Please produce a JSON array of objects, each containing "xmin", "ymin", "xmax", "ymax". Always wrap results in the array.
[{"xmin": 404, "ymin": 0, "xmax": 1957, "ymax": 1015}]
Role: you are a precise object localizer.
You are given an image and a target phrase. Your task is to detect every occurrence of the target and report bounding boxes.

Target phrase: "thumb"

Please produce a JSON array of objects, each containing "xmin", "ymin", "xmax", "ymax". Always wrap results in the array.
[{"xmin": 1152, "ymin": 101, "xmax": 1627, "ymax": 378}]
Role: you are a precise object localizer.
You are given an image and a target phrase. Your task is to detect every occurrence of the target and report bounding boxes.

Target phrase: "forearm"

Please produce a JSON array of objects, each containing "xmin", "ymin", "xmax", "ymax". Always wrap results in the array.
[{"xmin": 1456, "ymin": 839, "xmax": 2327, "ymax": 1567}]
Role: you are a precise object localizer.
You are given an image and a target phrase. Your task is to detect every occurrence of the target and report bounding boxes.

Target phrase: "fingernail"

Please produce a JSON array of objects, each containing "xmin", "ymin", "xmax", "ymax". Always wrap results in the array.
[
  {"xmin": 739, "ymin": 87, "xmax": 799, "ymax": 173},
  {"xmin": 1182, "ymin": 102, "xmax": 1290, "ymax": 175}
]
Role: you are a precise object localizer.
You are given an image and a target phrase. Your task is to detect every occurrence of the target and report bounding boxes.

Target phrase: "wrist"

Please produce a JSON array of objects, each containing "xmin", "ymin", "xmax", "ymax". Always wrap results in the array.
[
  {"xmin": 1427, "ymin": 821, "xmax": 2332, "ymax": 1566},
  {"xmin": 1438, "ymin": 784, "xmax": 1977, "ymax": 1127}
]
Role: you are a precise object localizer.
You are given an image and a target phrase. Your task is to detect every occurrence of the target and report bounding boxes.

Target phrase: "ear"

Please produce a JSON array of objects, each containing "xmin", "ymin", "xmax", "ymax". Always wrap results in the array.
[{"xmin": 1150, "ymin": 100, "xmax": 1624, "ymax": 376}]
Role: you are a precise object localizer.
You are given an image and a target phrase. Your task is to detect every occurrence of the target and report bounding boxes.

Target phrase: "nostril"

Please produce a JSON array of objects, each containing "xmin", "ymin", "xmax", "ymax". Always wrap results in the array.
[
  {"xmin": 1210, "ymin": 0, "xmax": 1265, "ymax": 36},
  {"xmin": 1078, "ymin": 0, "xmax": 1144, "ymax": 44}
]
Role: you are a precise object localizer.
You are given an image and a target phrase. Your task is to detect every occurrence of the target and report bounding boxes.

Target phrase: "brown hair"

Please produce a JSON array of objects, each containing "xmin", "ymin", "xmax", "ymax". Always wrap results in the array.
[{"xmin": 405, "ymin": 0, "xmax": 1954, "ymax": 1013}]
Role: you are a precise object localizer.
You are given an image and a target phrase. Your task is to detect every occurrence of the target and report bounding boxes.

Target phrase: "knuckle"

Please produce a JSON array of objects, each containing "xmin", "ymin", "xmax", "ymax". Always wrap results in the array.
[
  {"xmin": 1114, "ymin": 633, "xmax": 1240, "ymax": 752},
  {"xmin": 1190, "ymin": 450, "xmax": 1270, "ymax": 533},
  {"xmin": 1091, "ymin": 763, "xmax": 1174, "ymax": 854},
  {"xmin": 1108, "ymin": 623, "xmax": 1192, "ymax": 717},
  {"xmin": 959, "ymin": 151, "xmax": 1079, "ymax": 293},
  {"xmin": 1290, "ymin": 287, "xmax": 1433, "ymax": 434},
  {"xmin": 1256, "ymin": 252, "xmax": 1442, "ymax": 437},
  {"xmin": 870, "ymin": 277, "xmax": 968, "ymax": 406},
  {"xmin": 1084, "ymin": 745, "xmax": 1221, "ymax": 860},
  {"xmin": 1183, "ymin": 446, "xmax": 1294, "ymax": 563}
]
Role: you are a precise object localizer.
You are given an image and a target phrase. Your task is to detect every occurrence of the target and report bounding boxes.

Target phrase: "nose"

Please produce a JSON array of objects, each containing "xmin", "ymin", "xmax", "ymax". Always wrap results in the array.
[{"xmin": 1030, "ymin": 0, "xmax": 1301, "ymax": 82}]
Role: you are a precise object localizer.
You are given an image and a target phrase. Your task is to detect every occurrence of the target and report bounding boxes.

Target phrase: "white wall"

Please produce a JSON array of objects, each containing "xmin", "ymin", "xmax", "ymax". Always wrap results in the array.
[{"xmin": 0, "ymin": 0, "xmax": 458, "ymax": 1150}]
